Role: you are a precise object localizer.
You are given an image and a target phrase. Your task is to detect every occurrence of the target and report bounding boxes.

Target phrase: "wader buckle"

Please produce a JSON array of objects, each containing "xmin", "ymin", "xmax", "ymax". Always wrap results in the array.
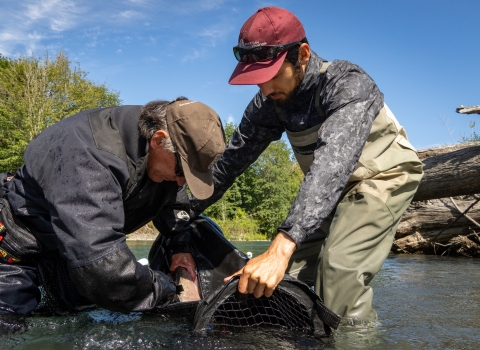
[{"xmin": 0, "ymin": 221, "xmax": 21, "ymax": 264}]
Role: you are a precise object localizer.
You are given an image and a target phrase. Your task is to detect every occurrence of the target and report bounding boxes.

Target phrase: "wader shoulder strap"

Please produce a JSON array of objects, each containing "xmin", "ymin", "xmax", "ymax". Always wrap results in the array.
[
  {"xmin": 88, "ymin": 108, "xmax": 138, "ymax": 199},
  {"xmin": 274, "ymin": 61, "xmax": 331, "ymax": 123},
  {"xmin": 314, "ymin": 61, "xmax": 331, "ymax": 119}
]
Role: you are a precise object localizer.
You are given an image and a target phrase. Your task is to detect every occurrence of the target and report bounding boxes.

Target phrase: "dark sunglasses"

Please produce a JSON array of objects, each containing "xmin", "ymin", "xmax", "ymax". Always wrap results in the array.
[
  {"xmin": 233, "ymin": 41, "xmax": 302, "ymax": 63},
  {"xmin": 174, "ymin": 152, "xmax": 184, "ymax": 177}
]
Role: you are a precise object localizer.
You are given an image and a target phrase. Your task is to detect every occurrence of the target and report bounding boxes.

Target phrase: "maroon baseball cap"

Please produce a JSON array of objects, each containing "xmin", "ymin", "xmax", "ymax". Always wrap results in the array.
[{"xmin": 229, "ymin": 7, "xmax": 305, "ymax": 85}]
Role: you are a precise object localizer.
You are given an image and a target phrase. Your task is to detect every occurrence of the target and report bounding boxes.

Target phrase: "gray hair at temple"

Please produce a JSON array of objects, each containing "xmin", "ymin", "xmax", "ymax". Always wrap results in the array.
[{"xmin": 138, "ymin": 96, "xmax": 188, "ymax": 152}]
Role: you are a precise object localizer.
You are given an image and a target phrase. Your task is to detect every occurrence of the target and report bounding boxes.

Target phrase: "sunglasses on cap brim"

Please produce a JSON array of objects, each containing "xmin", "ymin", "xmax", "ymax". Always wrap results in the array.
[{"xmin": 233, "ymin": 41, "xmax": 302, "ymax": 63}]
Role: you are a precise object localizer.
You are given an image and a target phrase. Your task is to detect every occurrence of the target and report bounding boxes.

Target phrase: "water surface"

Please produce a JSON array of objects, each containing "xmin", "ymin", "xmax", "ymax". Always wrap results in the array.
[{"xmin": 0, "ymin": 241, "xmax": 478, "ymax": 349}]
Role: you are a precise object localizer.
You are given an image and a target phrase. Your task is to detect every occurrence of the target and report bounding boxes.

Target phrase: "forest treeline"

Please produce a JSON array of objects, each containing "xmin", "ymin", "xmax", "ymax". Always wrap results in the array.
[
  {"xmin": 0, "ymin": 51, "xmax": 121, "ymax": 172},
  {"xmin": 0, "ymin": 51, "xmax": 303, "ymax": 241},
  {"xmin": 203, "ymin": 123, "xmax": 304, "ymax": 240}
]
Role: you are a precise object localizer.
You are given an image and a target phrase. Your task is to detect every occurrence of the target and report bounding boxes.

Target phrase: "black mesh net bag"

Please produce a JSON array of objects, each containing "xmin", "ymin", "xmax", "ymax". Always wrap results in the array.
[
  {"xmin": 149, "ymin": 216, "xmax": 340, "ymax": 336},
  {"xmin": 192, "ymin": 275, "xmax": 340, "ymax": 337}
]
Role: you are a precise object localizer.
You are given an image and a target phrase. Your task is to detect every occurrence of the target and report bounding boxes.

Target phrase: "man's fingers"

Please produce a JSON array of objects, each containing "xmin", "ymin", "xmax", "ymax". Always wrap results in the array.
[
  {"xmin": 253, "ymin": 281, "xmax": 267, "ymax": 298},
  {"xmin": 263, "ymin": 284, "xmax": 275, "ymax": 298},
  {"xmin": 246, "ymin": 278, "xmax": 259, "ymax": 295},
  {"xmin": 223, "ymin": 268, "xmax": 244, "ymax": 283},
  {"xmin": 237, "ymin": 269, "xmax": 251, "ymax": 294}
]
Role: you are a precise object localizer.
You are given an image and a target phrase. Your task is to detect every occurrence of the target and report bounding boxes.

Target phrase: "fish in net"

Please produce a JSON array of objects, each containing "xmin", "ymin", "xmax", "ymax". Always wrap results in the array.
[{"xmin": 148, "ymin": 216, "xmax": 340, "ymax": 336}]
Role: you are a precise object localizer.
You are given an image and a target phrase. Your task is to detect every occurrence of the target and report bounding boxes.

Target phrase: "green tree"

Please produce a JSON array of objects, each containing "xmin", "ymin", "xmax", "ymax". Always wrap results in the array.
[
  {"xmin": 204, "ymin": 121, "xmax": 304, "ymax": 240},
  {"xmin": 203, "ymin": 122, "xmax": 244, "ymax": 221},
  {"xmin": 244, "ymin": 140, "xmax": 304, "ymax": 238},
  {"xmin": 0, "ymin": 51, "xmax": 121, "ymax": 172}
]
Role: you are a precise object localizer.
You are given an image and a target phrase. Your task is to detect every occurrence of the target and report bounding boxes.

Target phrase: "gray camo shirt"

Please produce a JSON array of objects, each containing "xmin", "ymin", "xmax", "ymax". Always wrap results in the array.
[{"xmin": 191, "ymin": 51, "xmax": 384, "ymax": 246}]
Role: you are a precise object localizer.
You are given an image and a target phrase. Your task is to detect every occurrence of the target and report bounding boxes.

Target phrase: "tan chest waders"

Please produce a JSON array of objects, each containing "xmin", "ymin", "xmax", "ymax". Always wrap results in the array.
[{"xmin": 278, "ymin": 62, "xmax": 423, "ymax": 320}]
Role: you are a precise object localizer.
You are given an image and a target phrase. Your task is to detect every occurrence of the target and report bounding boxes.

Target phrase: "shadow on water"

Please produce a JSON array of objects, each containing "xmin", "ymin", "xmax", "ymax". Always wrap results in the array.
[{"xmin": 1, "ymin": 241, "xmax": 479, "ymax": 349}]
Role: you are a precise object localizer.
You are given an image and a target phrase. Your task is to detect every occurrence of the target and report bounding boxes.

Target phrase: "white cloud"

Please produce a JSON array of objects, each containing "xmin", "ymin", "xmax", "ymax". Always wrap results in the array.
[
  {"xmin": 25, "ymin": 0, "xmax": 86, "ymax": 32},
  {"xmin": 180, "ymin": 20, "xmax": 234, "ymax": 60},
  {"xmin": 197, "ymin": 0, "xmax": 226, "ymax": 11},
  {"xmin": 0, "ymin": 0, "xmax": 232, "ymax": 57},
  {"xmin": 155, "ymin": 0, "xmax": 226, "ymax": 15},
  {"xmin": 120, "ymin": 10, "xmax": 144, "ymax": 19},
  {"xmin": 0, "ymin": 0, "xmax": 86, "ymax": 55},
  {"xmin": 182, "ymin": 48, "xmax": 205, "ymax": 62},
  {"xmin": 198, "ymin": 27, "xmax": 228, "ymax": 47}
]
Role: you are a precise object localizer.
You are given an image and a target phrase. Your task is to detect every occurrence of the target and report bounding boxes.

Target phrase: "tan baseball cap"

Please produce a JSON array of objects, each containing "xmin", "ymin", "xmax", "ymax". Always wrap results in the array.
[{"xmin": 166, "ymin": 100, "xmax": 225, "ymax": 199}]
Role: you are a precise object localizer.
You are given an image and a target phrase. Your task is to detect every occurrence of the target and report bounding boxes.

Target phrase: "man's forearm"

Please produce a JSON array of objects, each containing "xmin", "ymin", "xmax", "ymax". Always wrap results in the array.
[{"xmin": 267, "ymin": 231, "xmax": 297, "ymax": 261}]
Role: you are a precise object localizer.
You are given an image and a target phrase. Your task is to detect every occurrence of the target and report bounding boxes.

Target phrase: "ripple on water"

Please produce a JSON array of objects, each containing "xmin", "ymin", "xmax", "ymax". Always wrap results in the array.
[{"xmin": 1, "ymin": 253, "xmax": 479, "ymax": 349}]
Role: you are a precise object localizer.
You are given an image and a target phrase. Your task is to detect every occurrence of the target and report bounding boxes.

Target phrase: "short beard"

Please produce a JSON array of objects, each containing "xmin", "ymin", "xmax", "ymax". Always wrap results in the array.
[{"xmin": 275, "ymin": 61, "xmax": 305, "ymax": 107}]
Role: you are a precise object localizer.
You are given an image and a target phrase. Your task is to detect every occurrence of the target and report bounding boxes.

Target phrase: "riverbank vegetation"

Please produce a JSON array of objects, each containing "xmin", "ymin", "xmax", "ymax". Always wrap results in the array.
[
  {"xmin": 3, "ymin": 51, "xmax": 480, "ymax": 250},
  {"xmin": 200, "ymin": 122, "xmax": 304, "ymax": 241},
  {"xmin": 0, "ymin": 51, "xmax": 121, "ymax": 172},
  {"xmin": 0, "ymin": 51, "xmax": 302, "ymax": 241}
]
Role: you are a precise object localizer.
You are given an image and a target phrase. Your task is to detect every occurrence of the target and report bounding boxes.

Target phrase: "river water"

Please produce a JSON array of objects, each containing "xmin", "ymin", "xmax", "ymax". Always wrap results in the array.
[{"xmin": 1, "ymin": 240, "xmax": 479, "ymax": 349}]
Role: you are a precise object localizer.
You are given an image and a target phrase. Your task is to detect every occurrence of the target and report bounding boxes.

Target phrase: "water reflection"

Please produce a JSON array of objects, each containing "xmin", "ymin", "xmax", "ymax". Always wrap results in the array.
[{"xmin": 1, "ymin": 241, "xmax": 479, "ymax": 349}]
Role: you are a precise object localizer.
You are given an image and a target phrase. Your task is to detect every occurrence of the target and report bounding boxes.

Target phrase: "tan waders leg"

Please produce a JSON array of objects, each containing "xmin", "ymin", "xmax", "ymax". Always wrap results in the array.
[{"xmin": 287, "ymin": 168, "xmax": 423, "ymax": 321}]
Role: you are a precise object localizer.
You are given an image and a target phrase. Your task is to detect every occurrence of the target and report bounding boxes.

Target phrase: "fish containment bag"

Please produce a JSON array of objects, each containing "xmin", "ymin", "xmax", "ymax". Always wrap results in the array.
[{"xmin": 149, "ymin": 216, "xmax": 340, "ymax": 336}]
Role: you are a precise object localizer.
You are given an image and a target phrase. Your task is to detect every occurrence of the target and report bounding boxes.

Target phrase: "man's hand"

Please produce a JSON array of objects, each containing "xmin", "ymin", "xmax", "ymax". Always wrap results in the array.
[
  {"xmin": 224, "ymin": 232, "xmax": 296, "ymax": 298},
  {"xmin": 170, "ymin": 253, "xmax": 197, "ymax": 280}
]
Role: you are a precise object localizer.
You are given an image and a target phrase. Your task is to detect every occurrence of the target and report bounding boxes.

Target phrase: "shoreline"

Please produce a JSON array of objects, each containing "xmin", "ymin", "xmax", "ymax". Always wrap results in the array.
[
  {"xmin": 126, "ymin": 236, "xmax": 270, "ymax": 242},
  {"xmin": 126, "ymin": 230, "xmax": 269, "ymax": 242}
]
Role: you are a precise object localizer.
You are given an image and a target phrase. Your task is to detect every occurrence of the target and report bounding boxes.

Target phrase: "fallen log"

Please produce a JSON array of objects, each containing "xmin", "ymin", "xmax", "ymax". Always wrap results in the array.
[
  {"xmin": 416, "ymin": 141, "xmax": 480, "ymax": 159},
  {"xmin": 394, "ymin": 141, "xmax": 480, "ymax": 256},
  {"xmin": 456, "ymin": 105, "xmax": 480, "ymax": 114},
  {"xmin": 392, "ymin": 142, "xmax": 480, "ymax": 257},
  {"xmin": 394, "ymin": 197, "xmax": 480, "ymax": 256},
  {"xmin": 412, "ymin": 142, "xmax": 480, "ymax": 201}
]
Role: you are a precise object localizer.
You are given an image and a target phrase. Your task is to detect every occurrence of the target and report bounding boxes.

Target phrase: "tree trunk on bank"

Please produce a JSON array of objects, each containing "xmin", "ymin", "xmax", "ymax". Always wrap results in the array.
[
  {"xmin": 412, "ymin": 142, "xmax": 480, "ymax": 201},
  {"xmin": 394, "ymin": 197, "xmax": 480, "ymax": 257},
  {"xmin": 393, "ymin": 142, "xmax": 480, "ymax": 256}
]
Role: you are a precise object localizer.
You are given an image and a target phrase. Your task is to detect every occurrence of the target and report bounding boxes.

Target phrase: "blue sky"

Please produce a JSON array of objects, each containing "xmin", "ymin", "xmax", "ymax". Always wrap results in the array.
[{"xmin": 0, "ymin": 0, "xmax": 479, "ymax": 150}]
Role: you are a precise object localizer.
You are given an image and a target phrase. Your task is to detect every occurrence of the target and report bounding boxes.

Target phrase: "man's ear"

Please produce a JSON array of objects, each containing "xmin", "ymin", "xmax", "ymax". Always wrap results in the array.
[
  {"xmin": 298, "ymin": 43, "xmax": 310, "ymax": 65},
  {"xmin": 150, "ymin": 130, "xmax": 169, "ymax": 150}
]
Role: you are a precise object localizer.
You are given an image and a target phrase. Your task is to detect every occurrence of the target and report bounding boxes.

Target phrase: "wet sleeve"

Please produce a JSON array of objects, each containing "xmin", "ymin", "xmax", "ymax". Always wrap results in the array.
[
  {"xmin": 190, "ymin": 93, "xmax": 284, "ymax": 214},
  {"xmin": 71, "ymin": 185, "xmax": 193, "ymax": 313},
  {"xmin": 278, "ymin": 61, "xmax": 384, "ymax": 245},
  {"xmin": 35, "ymin": 143, "xmax": 175, "ymax": 313}
]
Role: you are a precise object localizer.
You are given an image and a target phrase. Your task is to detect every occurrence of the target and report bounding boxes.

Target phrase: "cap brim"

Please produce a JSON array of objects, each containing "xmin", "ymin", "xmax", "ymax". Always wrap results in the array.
[
  {"xmin": 228, "ymin": 50, "xmax": 288, "ymax": 85},
  {"xmin": 180, "ymin": 157, "xmax": 214, "ymax": 200}
]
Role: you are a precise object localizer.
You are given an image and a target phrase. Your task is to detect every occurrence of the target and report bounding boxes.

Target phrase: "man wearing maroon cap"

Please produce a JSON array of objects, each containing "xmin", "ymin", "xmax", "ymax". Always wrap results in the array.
[{"xmin": 192, "ymin": 6, "xmax": 423, "ymax": 321}]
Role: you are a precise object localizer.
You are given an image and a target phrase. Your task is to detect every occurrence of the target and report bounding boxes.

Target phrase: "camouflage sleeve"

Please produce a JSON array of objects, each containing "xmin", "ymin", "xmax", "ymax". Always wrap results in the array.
[
  {"xmin": 278, "ymin": 60, "xmax": 384, "ymax": 245},
  {"xmin": 190, "ymin": 92, "xmax": 284, "ymax": 214}
]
